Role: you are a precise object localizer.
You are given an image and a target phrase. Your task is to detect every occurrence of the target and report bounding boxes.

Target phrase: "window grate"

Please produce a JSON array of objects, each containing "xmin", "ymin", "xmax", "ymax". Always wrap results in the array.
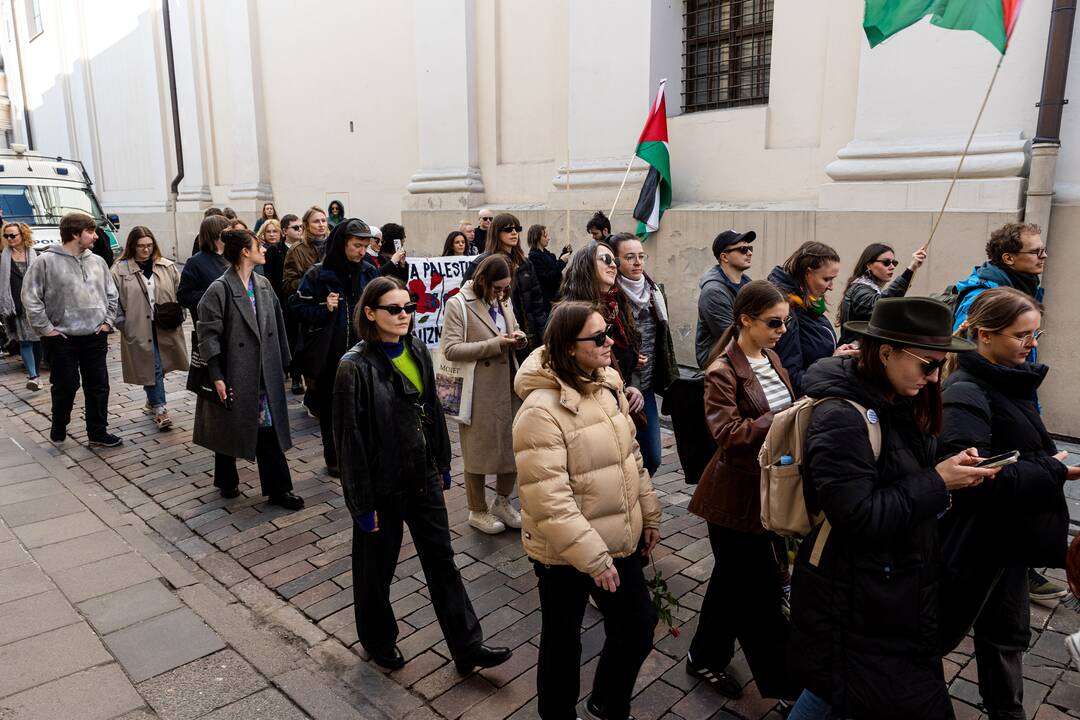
[{"xmin": 682, "ymin": 0, "xmax": 774, "ymax": 113}]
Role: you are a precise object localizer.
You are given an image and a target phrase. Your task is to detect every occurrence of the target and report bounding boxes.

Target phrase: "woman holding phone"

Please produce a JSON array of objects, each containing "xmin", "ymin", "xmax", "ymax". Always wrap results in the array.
[
  {"xmin": 938, "ymin": 287, "xmax": 1076, "ymax": 720},
  {"xmin": 441, "ymin": 254, "xmax": 527, "ymax": 534}
]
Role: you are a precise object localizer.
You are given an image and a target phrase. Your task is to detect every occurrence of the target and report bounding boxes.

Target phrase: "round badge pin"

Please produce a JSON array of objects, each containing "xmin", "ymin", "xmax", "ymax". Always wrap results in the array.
[{"xmin": 866, "ymin": 409, "xmax": 879, "ymax": 424}]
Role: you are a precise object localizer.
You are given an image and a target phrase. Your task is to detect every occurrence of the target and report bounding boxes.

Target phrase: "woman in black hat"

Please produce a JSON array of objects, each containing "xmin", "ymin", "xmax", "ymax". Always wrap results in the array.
[
  {"xmin": 937, "ymin": 287, "xmax": 1077, "ymax": 720},
  {"xmin": 787, "ymin": 297, "xmax": 1001, "ymax": 720}
]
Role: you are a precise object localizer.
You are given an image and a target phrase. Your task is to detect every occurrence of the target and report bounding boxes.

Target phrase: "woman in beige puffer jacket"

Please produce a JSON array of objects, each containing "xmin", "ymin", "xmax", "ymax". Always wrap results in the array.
[{"xmin": 512, "ymin": 301, "xmax": 661, "ymax": 720}]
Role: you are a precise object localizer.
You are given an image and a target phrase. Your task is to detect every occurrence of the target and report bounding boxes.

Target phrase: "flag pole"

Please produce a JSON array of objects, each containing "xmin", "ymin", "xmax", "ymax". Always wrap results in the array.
[
  {"xmin": 609, "ymin": 154, "xmax": 637, "ymax": 219},
  {"xmin": 923, "ymin": 52, "xmax": 1006, "ymax": 251}
]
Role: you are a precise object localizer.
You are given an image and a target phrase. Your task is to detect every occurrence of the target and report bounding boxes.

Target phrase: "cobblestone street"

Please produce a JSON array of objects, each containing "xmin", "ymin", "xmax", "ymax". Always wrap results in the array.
[{"xmin": 3, "ymin": 332, "xmax": 1080, "ymax": 719}]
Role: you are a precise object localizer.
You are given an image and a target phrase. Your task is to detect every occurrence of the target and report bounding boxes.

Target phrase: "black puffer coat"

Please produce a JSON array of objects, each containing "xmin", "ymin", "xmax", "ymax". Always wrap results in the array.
[
  {"xmin": 767, "ymin": 266, "xmax": 837, "ymax": 397},
  {"xmin": 938, "ymin": 352, "xmax": 1067, "ymax": 573},
  {"xmin": 465, "ymin": 252, "xmax": 549, "ymax": 347},
  {"xmin": 789, "ymin": 357, "xmax": 953, "ymax": 720},
  {"xmin": 332, "ymin": 337, "xmax": 451, "ymax": 518}
]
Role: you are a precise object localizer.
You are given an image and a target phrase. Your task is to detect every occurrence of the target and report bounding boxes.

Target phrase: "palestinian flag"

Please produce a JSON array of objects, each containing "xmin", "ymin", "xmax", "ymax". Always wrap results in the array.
[
  {"xmin": 864, "ymin": 0, "xmax": 1023, "ymax": 54},
  {"xmin": 633, "ymin": 80, "xmax": 672, "ymax": 238}
]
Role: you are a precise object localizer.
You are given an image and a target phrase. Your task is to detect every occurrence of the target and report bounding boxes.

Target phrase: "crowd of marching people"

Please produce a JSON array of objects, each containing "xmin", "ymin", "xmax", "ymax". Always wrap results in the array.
[{"xmin": 4, "ymin": 200, "xmax": 1077, "ymax": 719}]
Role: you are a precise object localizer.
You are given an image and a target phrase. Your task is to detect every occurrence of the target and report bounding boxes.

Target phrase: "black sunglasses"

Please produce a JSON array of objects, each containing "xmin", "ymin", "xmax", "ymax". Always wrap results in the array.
[
  {"xmin": 2, "ymin": 233, "xmax": 18, "ymax": 240},
  {"xmin": 502, "ymin": 226, "xmax": 523, "ymax": 233},
  {"xmin": 375, "ymin": 303, "xmax": 418, "ymax": 316},
  {"xmin": 724, "ymin": 245, "xmax": 754, "ymax": 255},
  {"xmin": 877, "ymin": 259, "xmax": 900, "ymax": 268},
  {"xmin": 899, "ymin": 348, "xmax": 947, "ymax": 375},
  {"xmin": 599, "ymin": 254, "xmax": 621, "ymax": 267},
  {"xmin": 756, "ymin": 316, "xmax": 789, "ymax": 330},
  {"xmin": 576, "ymin": 324, "xmax": 615, "ymax": 346},
  {"xmin": 288, "ymin": 225, "xmax": 302, "ymax": 231}
]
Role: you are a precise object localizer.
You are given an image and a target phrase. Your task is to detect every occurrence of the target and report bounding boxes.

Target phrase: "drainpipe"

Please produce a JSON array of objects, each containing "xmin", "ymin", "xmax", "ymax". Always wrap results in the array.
[
  {"xmin": 1025, "ymin": 0, "xmax": 1077, "ymax": 241},
  {"xmin": 162, "ymin": 0, "xmax": 184, "ymax": 258},
  {"xmin": 9, "ymin": 0, "xmax": 33, "ymax": 150}
]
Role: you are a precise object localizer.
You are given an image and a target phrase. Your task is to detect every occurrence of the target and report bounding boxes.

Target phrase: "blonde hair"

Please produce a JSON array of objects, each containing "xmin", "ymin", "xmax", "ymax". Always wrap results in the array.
[
  {"xmin": 256, "ymin": 218, "xmax": 282, "ymax": 245},
  {"xmin": 3, "ymin": 222, "xmax": 33, "ymax": 251}
]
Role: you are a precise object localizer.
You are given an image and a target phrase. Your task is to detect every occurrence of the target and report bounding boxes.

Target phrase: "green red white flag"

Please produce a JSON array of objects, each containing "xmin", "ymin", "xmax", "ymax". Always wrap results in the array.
[
  {"xmin": 864, "ymin": 0, "xmax": 1023, "ymax": 54},
  {"xmin": 632, "ymin": 79, "xmax": 672, "ymax": 238}
]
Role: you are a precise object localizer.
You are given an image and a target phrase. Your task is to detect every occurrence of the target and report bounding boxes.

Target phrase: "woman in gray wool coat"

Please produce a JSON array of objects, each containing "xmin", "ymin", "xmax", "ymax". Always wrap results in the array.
[{"xmin": 194, "ymin": 228, "xmax": 303, "ymax": 511}]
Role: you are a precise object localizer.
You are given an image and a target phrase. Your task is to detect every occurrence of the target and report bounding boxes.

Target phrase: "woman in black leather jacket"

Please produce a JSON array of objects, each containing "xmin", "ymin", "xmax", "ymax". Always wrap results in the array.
[{"xmin": 332, "ymin": 276, "xmax": 510, "ymax": 675}]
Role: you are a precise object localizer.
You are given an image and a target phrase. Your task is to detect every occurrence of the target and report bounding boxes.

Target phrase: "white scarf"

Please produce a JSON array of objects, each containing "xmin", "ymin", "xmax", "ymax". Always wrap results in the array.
[
  {"xmin": 853, "ymin": 274, "xmax": 882, "ymax": 294},
  {"xmin": 618, "ymin": 273, "xmax": 668, "ymax": 322}
]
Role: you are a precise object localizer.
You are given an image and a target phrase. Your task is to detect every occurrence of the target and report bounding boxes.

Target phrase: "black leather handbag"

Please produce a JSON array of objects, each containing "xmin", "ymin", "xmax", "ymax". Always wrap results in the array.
[{"xmin": 153, "ymin": 301, "xmax": 184, "ymax": 330}]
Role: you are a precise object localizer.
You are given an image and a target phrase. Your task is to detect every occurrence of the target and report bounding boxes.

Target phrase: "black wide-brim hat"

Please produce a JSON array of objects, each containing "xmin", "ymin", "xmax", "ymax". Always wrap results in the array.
[{"xmin": 844, "ymin": 297, "xmax": 977, "ymax": 353}]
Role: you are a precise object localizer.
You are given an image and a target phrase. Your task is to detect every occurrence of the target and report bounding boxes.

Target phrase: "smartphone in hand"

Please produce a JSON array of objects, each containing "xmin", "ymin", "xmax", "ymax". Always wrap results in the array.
[{"xmin": 976, "ymin": 450, "xmax": 1019, "ymax": 468}]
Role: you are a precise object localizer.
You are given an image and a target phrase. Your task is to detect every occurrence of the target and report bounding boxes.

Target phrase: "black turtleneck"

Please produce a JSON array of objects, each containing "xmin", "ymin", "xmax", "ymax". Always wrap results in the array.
[{"xmin": 136, "ymin": 258, "xmax": 155, "ymax": 280}]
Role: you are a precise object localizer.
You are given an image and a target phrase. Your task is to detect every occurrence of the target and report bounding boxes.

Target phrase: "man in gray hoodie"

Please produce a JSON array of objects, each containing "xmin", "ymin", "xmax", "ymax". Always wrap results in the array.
[
  {"xmin": 22, "ymin": 212, "xmax": 121, "ymax": 446},
  {"xmin": 694, "ymin": 229, "xmax": 755, "ymax": 368}
]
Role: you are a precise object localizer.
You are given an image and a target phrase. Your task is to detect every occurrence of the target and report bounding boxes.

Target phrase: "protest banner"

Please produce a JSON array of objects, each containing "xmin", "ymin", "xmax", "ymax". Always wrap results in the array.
[{"xmin": 406, "ymin": 254, "xmax": 478, "ymax": 348}]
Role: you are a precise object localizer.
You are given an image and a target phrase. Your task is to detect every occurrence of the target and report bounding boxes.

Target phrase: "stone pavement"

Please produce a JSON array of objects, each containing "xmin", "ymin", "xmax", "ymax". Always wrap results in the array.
[{"xmin": 3, "ymin": 332, "xmax": 1080, "ymax": 719}]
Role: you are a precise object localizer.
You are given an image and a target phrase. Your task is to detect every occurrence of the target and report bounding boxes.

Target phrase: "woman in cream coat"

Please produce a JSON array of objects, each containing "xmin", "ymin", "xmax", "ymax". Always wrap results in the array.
[{"xmin": 441, "ymin": 254, "xmax": 527, "ymax": 534}]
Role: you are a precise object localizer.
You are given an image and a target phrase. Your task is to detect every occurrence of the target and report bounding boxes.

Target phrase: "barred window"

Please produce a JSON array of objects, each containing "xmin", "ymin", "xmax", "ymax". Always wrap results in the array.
[{"xmin": 683, "ymin": 0, "xmax": 773, "ymax": 113}]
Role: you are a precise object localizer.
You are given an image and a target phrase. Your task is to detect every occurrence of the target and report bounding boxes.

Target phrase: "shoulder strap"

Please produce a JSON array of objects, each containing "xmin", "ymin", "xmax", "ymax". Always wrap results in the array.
[{"xmin": 808, "ymin": 397, "xmax": 882, "ymax": 567}]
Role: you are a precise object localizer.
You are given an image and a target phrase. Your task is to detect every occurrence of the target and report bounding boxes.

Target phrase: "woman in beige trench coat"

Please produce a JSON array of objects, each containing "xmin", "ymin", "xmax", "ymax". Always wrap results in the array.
[
  {"xmin": 112, "ymin": 227, "xmax": 189, "ymax": 430},
  {"xmin": 441, "ymin": 254, "xmax": 528, "ymax": 534}
]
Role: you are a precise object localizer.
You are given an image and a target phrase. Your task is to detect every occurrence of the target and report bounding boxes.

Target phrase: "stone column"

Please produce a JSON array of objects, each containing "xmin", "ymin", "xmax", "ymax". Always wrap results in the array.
[
  {"xmin": 405, "ymin": 0, "xmax": 484, "ymax": 211},
  {"xmin": 221, "ymin": 0, "xmax": 272, "ymax": 209}
]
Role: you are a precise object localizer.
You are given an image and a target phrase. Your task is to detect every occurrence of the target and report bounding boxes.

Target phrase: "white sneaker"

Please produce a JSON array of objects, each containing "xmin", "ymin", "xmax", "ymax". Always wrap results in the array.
[
  {"xmin": 490, "ymin": 496, "xmax": 522, "ymax": 529},
  {"xmin": 468, "ymin": 511, "xmax": 506, "ymax": 535},
  {"xmin": 1067, "ymin": 631, "xmax": 1080, "ymax": 669},
  {"xmin": 25, "ymin": 378, "xmax": 40, "ymax": 391},
  {"xmin": 142, "ymin": 401, "xmax": 154, "ymax": 415},
  {"xmin": 153, "ymin": 407, "xmax": 173, "ymax": 430}
]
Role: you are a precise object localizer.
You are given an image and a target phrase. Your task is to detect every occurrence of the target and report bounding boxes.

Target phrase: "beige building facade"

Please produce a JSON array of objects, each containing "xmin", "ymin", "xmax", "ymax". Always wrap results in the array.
[{"xmin": 5, "ymin": 0, "xmax": 1080, "ymax": 433}]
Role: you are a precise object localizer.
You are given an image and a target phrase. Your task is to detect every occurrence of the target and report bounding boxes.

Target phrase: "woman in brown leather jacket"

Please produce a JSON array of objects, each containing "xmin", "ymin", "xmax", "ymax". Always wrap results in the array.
[{"xmin": 685, "ymin": 280, "xmax": 799, "ymax": 706}]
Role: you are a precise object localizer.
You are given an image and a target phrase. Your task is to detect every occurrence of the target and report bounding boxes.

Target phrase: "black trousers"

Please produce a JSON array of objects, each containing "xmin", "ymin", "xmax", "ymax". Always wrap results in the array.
[
  {"xmin": 941, "ymin": 566, "xmax": 1028, "ymax": 720},
  {"xmin": 352, "ymin": 475, "xmax": 482, "ymax": 661},
  {"xmin": 44, "ymin": 333, "xmax": 110, "ymax": 437},
  {"xmin": 213, "ymin": 425, "xmax": 294, "ymax": 497},
  {"xmin": 688, "ymin": 524, "xmax": 796, "ymax": 700},
  {"xmin": 315, "ymin": 366, "xmax": 337, "ymax": 469},
  {"xmin": 283, "ymin": 308, "xmax": 302, "ymax": 383},
  {"xmin": 534, "ymin": 555, "xmax": 657, "ymax": 720}
]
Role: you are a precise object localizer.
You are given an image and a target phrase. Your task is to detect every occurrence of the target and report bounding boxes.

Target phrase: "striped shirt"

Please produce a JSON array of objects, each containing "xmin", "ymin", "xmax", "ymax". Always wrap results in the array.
[{"xmin": 748, "ymin": 356, "xmax": 792, "ymax": 412}]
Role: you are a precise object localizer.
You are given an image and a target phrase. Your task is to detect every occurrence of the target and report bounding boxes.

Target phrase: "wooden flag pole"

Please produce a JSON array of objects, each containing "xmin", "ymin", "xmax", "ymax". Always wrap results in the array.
[
  {"xmin": 609, "ymin": 154, "xmax": 638, "ymax": 219},
  {"xmin": 923, "ymin": 52, "xmax": 1006, "ymax": 251}
]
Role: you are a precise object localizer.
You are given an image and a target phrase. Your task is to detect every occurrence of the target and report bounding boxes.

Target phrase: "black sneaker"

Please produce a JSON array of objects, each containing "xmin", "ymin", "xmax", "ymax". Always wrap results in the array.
[
  {"xmin": 291, "ymin": 378, "xmax": 305, "ymax": 395},
  {"xmin": 685, "ymin": 652, "xmax": 742, "ymax": 699},
  {"xmin": 326, "ymin": 465, "xmax": 340, "ymax": 478},
  {"xmin": 49, "ymin": 427, "xmax": 66, "ymax": 443},
  {"xmin": 219, "ymin": 486, "xmax": 241, "ymax": 499},
  {"xmin": 584, "ymin": 697, "xmax": 636, "ymax": 720},
  {"xmin": 88, "ymin": 432, "xmax": 123, "ymax": 448},
  {"xmin": 269, "ymin": 493, "xmax": 304, "ymax": 511}
]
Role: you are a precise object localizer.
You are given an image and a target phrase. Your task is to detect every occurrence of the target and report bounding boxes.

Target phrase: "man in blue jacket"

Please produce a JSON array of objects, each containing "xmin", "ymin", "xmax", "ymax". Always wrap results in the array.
[
  {"xmin": 952, "ymin": 222, "xmax": 1061, "ymax": 603},
  {"xmin": 694, "ymin": 230, "xmax": 754, "ymax": 368}
]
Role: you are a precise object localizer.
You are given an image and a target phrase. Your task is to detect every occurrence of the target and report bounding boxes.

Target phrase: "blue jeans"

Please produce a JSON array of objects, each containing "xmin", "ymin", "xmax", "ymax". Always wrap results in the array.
[
  {"xmin": 144, "ymin": 334, "xmax": 166, "ymax": 409},
  {"xmin": 635, "ymin": 389, "xmax": 661, "ymax": 476},
  {"xmin": 20, "ymin": 340, "xmax": 42, "ymax": 378},
  {"xmin": 788, "ymin": 690, "xmax": 842, "ymax": 720}
]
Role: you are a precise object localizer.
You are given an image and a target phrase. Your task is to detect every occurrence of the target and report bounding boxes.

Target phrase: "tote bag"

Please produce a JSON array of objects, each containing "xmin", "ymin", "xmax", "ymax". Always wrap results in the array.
[{"xmin": 435, "ymin": 296, "xmax": 475, "ymax": 425}]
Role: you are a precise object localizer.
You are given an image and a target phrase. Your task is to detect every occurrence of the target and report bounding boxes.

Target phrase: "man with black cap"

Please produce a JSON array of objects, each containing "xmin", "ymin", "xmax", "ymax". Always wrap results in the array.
[{"xmin": 695, "ymin": 229, "xmax": 755, "ymax": 368}]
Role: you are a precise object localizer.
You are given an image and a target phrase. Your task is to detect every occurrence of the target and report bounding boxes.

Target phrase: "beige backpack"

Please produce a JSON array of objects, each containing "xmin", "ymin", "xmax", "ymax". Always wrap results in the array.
[{"xmin": 758, "ymin": 396, "xmax": 881, "ymax": 566}]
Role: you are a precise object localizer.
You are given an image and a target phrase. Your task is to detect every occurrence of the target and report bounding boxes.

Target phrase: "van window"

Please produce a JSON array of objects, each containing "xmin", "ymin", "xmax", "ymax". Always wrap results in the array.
[{"xmin": 0, "ymin": 185, "xmax": 106, "ymax": 225}]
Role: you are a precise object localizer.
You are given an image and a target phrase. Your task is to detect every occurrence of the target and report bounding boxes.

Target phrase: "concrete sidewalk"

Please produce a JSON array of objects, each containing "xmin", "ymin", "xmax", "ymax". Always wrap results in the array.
[{"xmin": 0, "ymin": 415, "xmax": 422, "ymax": 720}]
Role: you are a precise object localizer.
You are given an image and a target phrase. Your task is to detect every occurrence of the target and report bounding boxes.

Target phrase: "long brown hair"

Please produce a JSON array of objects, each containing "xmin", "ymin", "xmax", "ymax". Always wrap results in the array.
[
  {"xmin": 706, "ymin": 280, "xmax": 786, "ymax": 367},
  {"xmin": 471, "ymin": 253, "xmax": 512, "ymax": 304},
  {"xmin": 558, "ymin": 241, "xmax": 640, "ymax": 349},
  {"xmin": 782, "ymin": 241, "xmax": 840, "ymax": 292},
  {"xmin": 197, "ymin": 215, "xmax": 232, "ymax": 254},
  {"xmin": 944, "ymin": 287, "xmax": 1043, "ymax": 376},
  {"xmin": 119, "ymin": 226, "xmax": 161, "ymax": 262},
  {"xmin": 541, "ymin": 301, "xmax": 603, "ymax": 395},
  {"xmin": 858, "ymin": 339, "xmax": 942, "ymax": 434},
  {"xmin": 486, "ymin": 213, "xmax": 526, "ymax": 268}
]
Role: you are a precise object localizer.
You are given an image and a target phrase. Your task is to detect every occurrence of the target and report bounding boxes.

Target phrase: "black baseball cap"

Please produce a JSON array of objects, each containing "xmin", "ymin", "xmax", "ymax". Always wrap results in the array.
[
  {"xmin": 712, "ymin": 229, "xmax": 756, "ymax": 259},
  {"xmin": 342, "ymin": 218, "xmax": 375, "ymax": 239}
]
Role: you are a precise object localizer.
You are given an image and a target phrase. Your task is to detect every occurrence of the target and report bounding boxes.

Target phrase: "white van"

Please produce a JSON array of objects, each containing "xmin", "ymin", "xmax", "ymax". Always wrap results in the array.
[{"xmin": 0, "ymin": 146, "xmax": 120, "ymax": 254}]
